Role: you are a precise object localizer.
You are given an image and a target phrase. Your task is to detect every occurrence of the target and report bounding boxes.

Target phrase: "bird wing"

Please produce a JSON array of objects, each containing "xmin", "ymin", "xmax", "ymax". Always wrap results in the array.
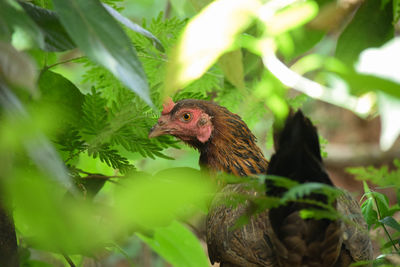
[{"xmin": 207, "ymin": 183, "xmax": 276, "ymax": 267}]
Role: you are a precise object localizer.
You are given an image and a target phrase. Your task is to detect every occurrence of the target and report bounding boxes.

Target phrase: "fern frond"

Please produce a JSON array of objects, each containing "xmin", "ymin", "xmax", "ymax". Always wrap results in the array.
[
  {"xmin": 82, "ymin": 88, "xmax": 109, "ymax": 135},
  {"xmin": 87, "ymin": 143, "xmax": 135, "ymax": 174}
]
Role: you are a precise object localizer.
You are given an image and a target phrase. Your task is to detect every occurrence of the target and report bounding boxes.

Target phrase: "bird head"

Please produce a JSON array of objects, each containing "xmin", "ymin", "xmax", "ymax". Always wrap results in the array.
[{"xmin": 148, "ymin": 98, "xmax": 214, "ymax": 144}]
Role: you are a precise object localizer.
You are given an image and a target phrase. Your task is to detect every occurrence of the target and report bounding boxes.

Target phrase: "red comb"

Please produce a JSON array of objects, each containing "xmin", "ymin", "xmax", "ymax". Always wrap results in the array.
[{"xmin": 161, "ymin": 97, "xmax": 175, "ymax": 115}]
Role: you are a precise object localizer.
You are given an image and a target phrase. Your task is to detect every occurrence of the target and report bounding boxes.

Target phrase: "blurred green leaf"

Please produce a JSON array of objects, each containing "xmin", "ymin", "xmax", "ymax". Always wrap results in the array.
[
  {"xmin": 361, "ymin": 198, "xmax": 378, "ymax": 228},
  {"xmin": 0, "ymin": 81, "xmax": 74, "ymax": 190},
  {"xmin": 53, "ymin": 0, "xmax": 153, "ymax": 107},
  {"xmin": 335, "ymin": 0, "xmax": 393, "ymax": 65},
  {"xmin": 138, "ymin": 220, "xmax": 209, "ymax": 267},
  {"xmin": 22, "ymin": 260, "xmax": 55, "ymax": 267},
  {"xmin": 277, "ymin": 27, "xmax": 325, "ymax": 63},
  {"xmin": 380, "ymin": 217, "xmax": 400, "ymax": 232},
  {"xmin": 357, "ymin": 37, "xmax": 400, "ymax": 151},
  {"xmin": 0, "ymin": 0, "xmax": 44, "ymax": 49},
  {"xmin": 18, "ymin": 1, "xmax": 76, "ymax": 52},
  {"xmin": 373, "ymin": 191, "xmax": 391, "ymax": 218},
  {"xmin": 38, "ymin": 70, "xmax": 84, "ymax": 130},
  {"xmin": 262, "ymin": 1, "xmax": 319, "ymax": 35},
  {"xmin": 102, "ymin": 3, "xmax": 164, "ymax": 52},
  {"xmin": 9, "ymin": 171, "xmax": 110, "ymax": 253},
  {"xmin": 165, "ymin": 0, "xmax": 260, "ymax": 94},
  {"xmin": 395, "ymin": 0, "xmax": 400, "ymax": 23},
  {"xmin": 113, "ymin": 167, "xmax": 215, "ymax": 230},
  {"xmin": 218, "ymin": 50, "xmax": 245, "ymax": 89},
  {"xmin": 253, "ymin": 71, "xmax": 288, "ymax": 121},
  {"xmin": 0, "ymin": 41, "xmax": 37, "ymax": 93}
]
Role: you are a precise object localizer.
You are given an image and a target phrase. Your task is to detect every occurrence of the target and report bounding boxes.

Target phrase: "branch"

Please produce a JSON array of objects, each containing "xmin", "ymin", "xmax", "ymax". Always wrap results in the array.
[{"xmin": 325, "ymin": 144, "xmax": 400, "ymax": 167}]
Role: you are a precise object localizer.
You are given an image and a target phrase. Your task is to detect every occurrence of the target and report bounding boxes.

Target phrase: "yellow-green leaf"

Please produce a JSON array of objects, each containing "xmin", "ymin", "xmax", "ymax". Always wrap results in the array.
[
  {"xmin": 218, "ymin": 49, "xmax": 245, "ymax": 89},
  {"xmin": 165, "ymin": 0, "xmax": 260, "ymax": 94}
]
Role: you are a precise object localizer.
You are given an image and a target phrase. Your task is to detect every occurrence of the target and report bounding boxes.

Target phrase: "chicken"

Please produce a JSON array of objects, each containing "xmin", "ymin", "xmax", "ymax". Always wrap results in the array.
[{"xmin": 149, "ymin": 98, "xmax": 372, "ymax": 266}]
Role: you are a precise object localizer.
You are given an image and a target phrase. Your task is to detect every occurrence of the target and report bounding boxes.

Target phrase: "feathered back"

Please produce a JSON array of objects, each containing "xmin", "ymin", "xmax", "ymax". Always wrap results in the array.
[
  {"xmin": 266, "ymin": 110, "xmax": 345, "ymax": 267},
  {"xmin": 267, "ymin": 110, "xmax": 332, "ymax": 198}
]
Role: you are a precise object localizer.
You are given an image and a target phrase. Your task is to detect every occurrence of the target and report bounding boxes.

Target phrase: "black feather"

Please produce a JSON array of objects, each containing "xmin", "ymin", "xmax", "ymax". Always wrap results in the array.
[{"xmin": 266, "ymin": 110, "xmax": 332, "ymax": 198}]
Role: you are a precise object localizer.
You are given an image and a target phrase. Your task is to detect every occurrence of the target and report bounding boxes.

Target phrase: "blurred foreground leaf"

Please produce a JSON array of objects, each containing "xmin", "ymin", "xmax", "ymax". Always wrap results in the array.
[
  {"xmin": 18, "ymin": 1, "xmax": 76, "ymax": 52},
  {"xmin": 38, "ymin": 70, "xmax": 84, "ymax": 130},
  {"xmin": 335, "ymin": 0, "xmax": 393, "ymax": 65},
  {"xmin": 138, "ymin": 220, "xmax": 209, "ymax": 267},
  {"xmin": 53, "ymin": 0, "xmax": 153, "ymax": 107},
  {"xmin": 0, "ymin": 42, "xmax": 37, "ymax": 93},
  {"xmin": 166, "ymin": 0, "xmax": 260, "ymax": 93},
  {"xmin": 218, "ymin": 50, "xmax": 245, "ymax": 89},
  {"xmin": 357, "ymin": 37, "xmax": 400, "ymax": 151},
  {"xmin": 262, "ymin": 0, "xmax": 318, "ymax": 35},
  {"xmin": 8, "ymin": 171, "xmax": 110, "ymax": 253},
  {"xmin": 0, "ymin": 0, "xmax": 44, "ymax": 49},
  {"xmin": 102, "ymin": 3, "xmax": 164, "ymax": 52},
  {"xmin": 113, "ymin": 167, "xmax": 214, "ymax": 230}
]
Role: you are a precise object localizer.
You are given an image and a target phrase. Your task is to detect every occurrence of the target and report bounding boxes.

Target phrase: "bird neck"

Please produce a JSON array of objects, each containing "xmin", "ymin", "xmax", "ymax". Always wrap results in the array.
[{"xmin": 196, "ymin": 124, "xmax": 268, "ymax": 177}]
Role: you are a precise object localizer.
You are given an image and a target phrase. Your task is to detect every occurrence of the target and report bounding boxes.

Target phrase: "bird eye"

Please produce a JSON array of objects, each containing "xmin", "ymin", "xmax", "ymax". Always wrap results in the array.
[{"xmin": 182, "ymin": 113, "xmax": 191, "ymax": 121}]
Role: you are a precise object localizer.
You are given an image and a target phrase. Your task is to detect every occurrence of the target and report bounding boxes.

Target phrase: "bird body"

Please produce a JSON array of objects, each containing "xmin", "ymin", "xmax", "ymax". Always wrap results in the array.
[{"xmin": 149, "ymin": 98, "xmax": 372, "ymax": 266}]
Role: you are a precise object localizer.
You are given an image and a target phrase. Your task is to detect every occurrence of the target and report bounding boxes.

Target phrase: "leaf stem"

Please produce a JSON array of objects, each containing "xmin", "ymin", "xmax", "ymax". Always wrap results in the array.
[
  {"xmin": 373, "ymin": 194, "xmax": 400, "ymax": 253},
  {"xmin": 63, "ymin": 254, "xmax": 76, "ymax": 267}
]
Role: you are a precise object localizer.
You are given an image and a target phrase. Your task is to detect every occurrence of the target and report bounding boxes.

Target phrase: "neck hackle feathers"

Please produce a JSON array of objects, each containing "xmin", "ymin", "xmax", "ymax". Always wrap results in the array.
[{"xmin": 149, "ymin": 98, "xmax": 268, "ymax": 176}]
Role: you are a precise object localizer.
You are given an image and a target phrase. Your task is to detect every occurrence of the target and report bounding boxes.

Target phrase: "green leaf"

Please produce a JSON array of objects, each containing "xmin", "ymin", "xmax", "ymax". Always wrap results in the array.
[
  {"xmin": 361, "ymin": 198, "xmax": 378, "ymax": 228},
  {"xmin": 22, "ymin": 260, "xmax": 55, "ymax": 267},
  {"xmin": 38, "ymin": 70, "xmax": 84, "ymax": 129},
  {"xmin": 18, "ymin": 1, "xmax": 76, "ymax": 52},
  {"xmin": 335, "ymin": 0, "xmax": 394, "ymax": 65},
  {"xmin": 373, "ymin": 191, "xmax": 391, "ymax": 218},
  {"xmin": 113, "ymin": 168, "xmax": 215, "ymax": 229},
  {"xmin": 394, "ymin": 0, "xmax": 400, "ymax": 23},
  {"xmin": 137, "ymin": 221, "xmax": 209, "ymax": 267},
  {"xmin": 262, "ymin": 1, "xmax": 319, "ymax": 36},
  {"xmin": 357, "ymin": 37, "xmax": 400, "ymax": 150},
  {"xmin": 0, "ymin": 0, "xmax": 44, "ymax": 49},
  {"xmin": 53, "ymin": 0, "xmax": 153, "ymax": 107},
  {"xmin": 102, "ymin": 3, "xmax": 164, "ymax": 52},
  {"xmin": 218, "ymin": 50, "xmax": 245, "ymax": 89},
  {"xmin": 379, "ymin": 216, "xmax": 400, "ymax": 232},
  {"xmin": 300, "ymin": 208, "xmax": 338, "ymax": 220},
  {"xmin": 81, "ymin": 88, "xmax": 108, "ymax": 136},
  {"xmin": 165, "ymin": 0, "xmax": 260, "ymax": 93},
  {"xmin": 281, "ymin": 182, "xmax": 341, "ymax": 204},
  {"xmin": 277, "ymin": 27, "xmax": 325, "ymax": 63}
]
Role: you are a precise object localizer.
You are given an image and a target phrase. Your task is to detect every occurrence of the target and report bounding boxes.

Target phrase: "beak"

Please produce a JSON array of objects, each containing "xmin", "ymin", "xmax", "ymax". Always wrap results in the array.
[{"xmin": 148, "ymin": 121, "xmax": 168, "ymax": 139}]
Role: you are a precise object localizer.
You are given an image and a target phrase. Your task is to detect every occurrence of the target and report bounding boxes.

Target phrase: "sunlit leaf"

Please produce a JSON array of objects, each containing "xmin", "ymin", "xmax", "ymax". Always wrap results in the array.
[
  {"xmin": 18, "ymin": 1, "xmax": 76, "ymax": 52},
  {"xmin": 262, "ymin": 1, "xmax": 319, "ymax": 35},
  {"xmin": 53, "ymin": 0, "xmax": 153, "ymax": 107},
  {"xmin": 357, "ymin": 37, "xmax": 400, "ymax": 150},
  {"xmin": 138, "ymin": 220, "xmax": 209, "ymax": 267},
  {"xmin": 188, "ymin": 0, "xmax": 212, "ymax": 12},
  {"xmin": 102, "ymin": 3, "xmax": 164, "ymax": 52},
  {"xmin": 218, "ymin": 50, "xmax": 245, "ymax": 89},
  {"xmin": 113, "ymin": 168, "xmax": 215, "ymax": 230},
  {"xmin": 165, "ymin": 0, "xmax": 260, "ymax": 93},
  {"xmin": 335, "ymin": 0, "xmax": 394, "ymax": 65}
]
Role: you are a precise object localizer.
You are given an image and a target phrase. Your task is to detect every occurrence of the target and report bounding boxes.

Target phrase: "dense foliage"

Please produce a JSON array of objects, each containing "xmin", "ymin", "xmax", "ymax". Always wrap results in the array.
[{"xmin": 0, "ymin": 0, "xmax": 400, "ymax": 266}]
